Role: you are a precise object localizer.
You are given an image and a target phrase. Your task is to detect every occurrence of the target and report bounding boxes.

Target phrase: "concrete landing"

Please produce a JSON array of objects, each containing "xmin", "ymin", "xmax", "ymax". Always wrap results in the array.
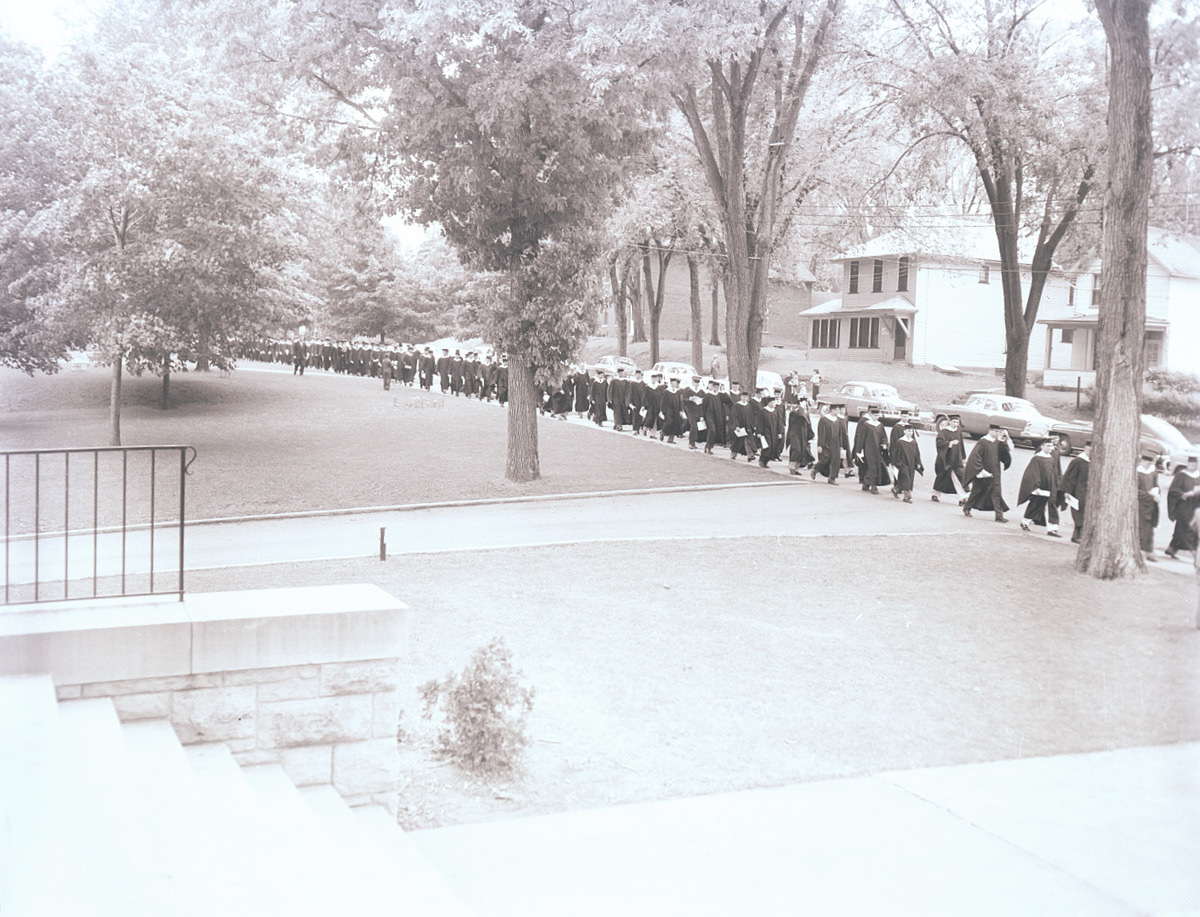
[{"xmin": 410, "ymin": 743, "xmax": 1200, "ymax": 916}]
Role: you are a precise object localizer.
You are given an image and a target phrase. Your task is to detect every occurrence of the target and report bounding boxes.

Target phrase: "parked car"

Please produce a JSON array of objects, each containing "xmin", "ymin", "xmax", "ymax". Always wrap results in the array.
[
  {"xmin": 929, "ymin": 392, "xmax": 1057, "ymax": 445},
  {"xmin": 648, "ymin": 361, "xmax": 699, "ymax": 386},
  {"xmin": 1052, "ymin": 414, "xmax": 1200, "ymax": 472},
  {"xmin": 819, "ymin": 381, "xmax": 916, "ymax": 422},
  {"xmin": 587, "ymin": 355, "xmax": 638, "ymax": 376},
  {"xmin": 756, "ymin": 370, "xmax": 785, "ymax": 394}
]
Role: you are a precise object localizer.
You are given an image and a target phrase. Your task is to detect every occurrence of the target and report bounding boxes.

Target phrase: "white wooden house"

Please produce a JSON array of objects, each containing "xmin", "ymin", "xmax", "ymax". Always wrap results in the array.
[
  {"xmin": 1040, "ymin": 228, "xmax": 1200, "ymax": 387},
  {"xmin": 802, "ymin": 217, "xmax": 1074, "ymax": 373}
]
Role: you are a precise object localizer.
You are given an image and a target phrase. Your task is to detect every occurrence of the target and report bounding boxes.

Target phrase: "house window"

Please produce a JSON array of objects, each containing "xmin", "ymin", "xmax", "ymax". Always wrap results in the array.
[
  {"xmin": 811, "ymin": 318, "xmax": 841, "ymax": 349},
  {"xmin": 848, "ymin": 317, "xmax": 880, "ymax": 349},
  {"xmin": 1144, "ymin": 330, "xmax": 1164, "ymax": 367},
  {"xmin": 872, "ymin": 259, "xmax": 883, "ymax": 293},
  {"xmin": 848, "ymin": 261, "xmax": 859, "ymax": 294},
  {"xmin": 897, "ymin": 256, "xmax": 909, "ymax": 292},
  {"xmin": 1068, "ymin": 280, "xmax": 1076, "ymax": 308},
  {"xmin": 1091, "ymin": 273, "xmax": 1101, "ymax": 306},
  {"xmin": 979, "ymin": 264, "xmax": 990, "ymax": 284},
  {"xmin": 1061, "ymin": 329, "xmax": 1074, "ymax": 344}
]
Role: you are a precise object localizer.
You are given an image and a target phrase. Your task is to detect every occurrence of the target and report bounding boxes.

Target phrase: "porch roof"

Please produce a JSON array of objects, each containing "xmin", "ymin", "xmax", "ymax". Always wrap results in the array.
[
  {"xmin": 1038, "ymin": 311, "xmax": 1168, "ymax": 330},
  {"xmin": 799, "ymin": 295, "xmax": 916, "ymax": 317}
]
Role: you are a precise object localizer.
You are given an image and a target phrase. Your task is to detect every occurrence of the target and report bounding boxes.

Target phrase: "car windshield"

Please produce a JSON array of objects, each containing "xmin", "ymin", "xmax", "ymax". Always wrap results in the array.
[{"xmin": 1142, "ymin": 415, "xmax": 1191, "ymax": 448}]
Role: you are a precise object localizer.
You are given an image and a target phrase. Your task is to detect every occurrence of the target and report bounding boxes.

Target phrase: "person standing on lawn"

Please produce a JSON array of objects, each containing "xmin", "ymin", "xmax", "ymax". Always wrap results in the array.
[
  {"xmin": 1166, "ymin": 456, "xmax": 1200, "ymax": 560},
  {"xmin": 1018, "ymin": 438, "xmax": 1064, "ymax": 536},
  {"xmin": 787, "ymin": 398, "xmax": 814, "ymax": 475},
  {"xmin": 1060, "ymin": 439, "xmax": 1091, "ymax": 544},
  {"xmin": 1138, "ymin": 452, "xmax": 1162, "ymax": 562},
  {"xmin": 891, "ymin": 423, "xmax": 923, "ymax": 503},
  {"xmin": 380, "ymin": 351, "xmax": 394, "ymax": 391},
  {"xmin": 437, "ymin": 348, "xmax": 452, "ymax": 393},
  {"xmin": 809, "ymin": 369, "xmax": 822, "ymax": 401},
  {"xmin": 962, "ymin": 424, "xmax": 1012, "ymax": 522}
]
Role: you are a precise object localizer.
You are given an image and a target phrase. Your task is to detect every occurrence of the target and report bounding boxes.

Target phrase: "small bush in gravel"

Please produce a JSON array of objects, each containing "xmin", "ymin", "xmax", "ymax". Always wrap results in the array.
[{"xmin": 419, "ymin": 638, "xmax": 535, "ymax": 776}]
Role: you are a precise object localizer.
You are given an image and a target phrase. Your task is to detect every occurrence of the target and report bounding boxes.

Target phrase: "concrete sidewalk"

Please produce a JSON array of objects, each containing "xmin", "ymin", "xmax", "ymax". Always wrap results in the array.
[{"xmin": 409, "ymin": 742, "xmax": 1200, "ymax": 916}]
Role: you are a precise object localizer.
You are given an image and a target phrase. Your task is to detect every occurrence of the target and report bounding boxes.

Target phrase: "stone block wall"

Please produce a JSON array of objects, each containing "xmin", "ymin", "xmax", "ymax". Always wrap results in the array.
[{"xmin": 0, "ymin": 584, "xmax": 407, "ymax": 811}]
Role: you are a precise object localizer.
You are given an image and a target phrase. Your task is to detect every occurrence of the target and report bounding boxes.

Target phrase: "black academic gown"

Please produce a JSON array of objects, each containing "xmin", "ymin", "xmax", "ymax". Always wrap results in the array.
[
  {"xmin": 1167, "ymin": 468, "xmax": 1200, "ymax": 553},
  {"xmin": 1018, "ymin": 452, "xmax": 1063, "ymax": 526},
  {"xmin": 786, "ymin": 409, "xmax": 814, "ymax": 465},
  {"xmin": 658, "ymin": 388, "xmax": 684, "ymax": 438},
  {"xmin": 964, "ymin": 436, "xmax": 1012, "ymax": 514},
  {"xmin": 1060, "ymin": 453, "xmax": 1090, "ymax": 535},
  {"xmin": 892, "ymin": 437, "xmax": 923, "ymax": 493},
  {"xmin": 854, "ymin": 419, "xmax": 891, "ymax": 488},
  {"xmin": 933, "ymin": 428, "xmax": 966, "ymax": 495}
]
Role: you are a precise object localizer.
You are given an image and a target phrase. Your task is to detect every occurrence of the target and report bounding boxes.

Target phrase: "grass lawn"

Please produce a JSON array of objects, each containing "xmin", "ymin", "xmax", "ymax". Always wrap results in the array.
[
  {"xmin": 0, "ymin": 364, "xmax": 765, "ymax": 526},
  {"xmin": 185, "ymin": 534, "xmax": 1200, "ymax": 830}
]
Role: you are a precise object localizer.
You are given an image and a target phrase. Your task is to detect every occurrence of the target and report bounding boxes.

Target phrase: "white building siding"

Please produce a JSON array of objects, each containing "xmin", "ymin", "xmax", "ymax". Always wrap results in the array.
[
  {"xmin": 912, "ymin": 261, "xmax": 1071, "ymax": 372},
  {"xmin": 1166, "ymin": 276, "xmax": 1200, "ymax": 374}
]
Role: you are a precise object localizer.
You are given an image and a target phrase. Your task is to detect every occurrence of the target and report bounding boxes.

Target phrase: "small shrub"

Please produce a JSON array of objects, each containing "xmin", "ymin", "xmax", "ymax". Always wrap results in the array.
[
  {"xmin": 419, "ymin": 638, "xmax": 535, "ymax": 776},
  {"xmin": 1145, "ymin": 368, "xmax": 1200, "ymax": 395}
]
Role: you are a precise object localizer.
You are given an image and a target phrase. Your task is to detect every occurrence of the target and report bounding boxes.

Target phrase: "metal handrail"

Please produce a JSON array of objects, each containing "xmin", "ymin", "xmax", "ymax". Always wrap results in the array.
[{"xmin": 2, "ymin": 445, "xmax": 197, "ymax": 605}]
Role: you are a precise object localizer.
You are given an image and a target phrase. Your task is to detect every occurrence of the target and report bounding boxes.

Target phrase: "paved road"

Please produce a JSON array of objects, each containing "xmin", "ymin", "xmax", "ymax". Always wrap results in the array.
[{"xmin": 3, "ymin": 432, "xmax": 1191, "ymax": 592}]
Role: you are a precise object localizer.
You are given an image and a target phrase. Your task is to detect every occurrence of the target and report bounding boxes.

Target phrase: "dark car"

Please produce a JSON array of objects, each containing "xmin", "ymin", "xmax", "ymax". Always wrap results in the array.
[{"xmin": 1052, "ymin": 414, "xmax": 1200, "ymax": 472}]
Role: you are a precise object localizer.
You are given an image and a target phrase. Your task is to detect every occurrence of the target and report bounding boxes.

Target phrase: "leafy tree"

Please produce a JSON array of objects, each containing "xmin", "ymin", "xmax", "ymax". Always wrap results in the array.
[
  {"xmin": 0, "ymin": 36, "xmax": 73, "ymax": 374},
  {"xmin": 261, "ymin": 0, "xmax": 652, "ymax": 481},
  {"xmin": 883, "ymin": 0, "xmax": 1105, "ymax": 397},
  {"xmin": 7, "ymin": 7, "xmax": 316, "ymax": 439},
  {"xmin": 1076, "ymin": 0, "xmax": 1155, "ymax": 580},
  {"xmin": 667, "ymin": 0, "xmax": 844, "ymax": 390}
]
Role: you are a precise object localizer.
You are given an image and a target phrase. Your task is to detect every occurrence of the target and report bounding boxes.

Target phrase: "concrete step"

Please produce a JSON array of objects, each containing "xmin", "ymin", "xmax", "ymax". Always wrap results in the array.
[
  {"xmin": 354, "ymin": 804, "xmax": 478, "ymax": 917},
  {"xmin": 0, "ymin": 675, "xmax": 97, "ymax": 917}
]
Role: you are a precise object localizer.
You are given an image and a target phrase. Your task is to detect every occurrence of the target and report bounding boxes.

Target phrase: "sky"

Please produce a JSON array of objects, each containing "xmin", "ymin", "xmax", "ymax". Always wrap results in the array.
[{"xmin": 0, "ymin": 0, "xmax": 107, "ymax": 58}]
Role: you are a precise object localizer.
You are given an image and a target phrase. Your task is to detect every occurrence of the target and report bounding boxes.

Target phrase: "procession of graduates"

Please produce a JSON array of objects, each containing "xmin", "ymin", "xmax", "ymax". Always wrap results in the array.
[
  {"xmin": 253, "ymin": 337, "xmax": 1200, "ymax": 563},
  {"xmin": 251, "ymin": 338, "xmax": 511, "ymax": 401}
]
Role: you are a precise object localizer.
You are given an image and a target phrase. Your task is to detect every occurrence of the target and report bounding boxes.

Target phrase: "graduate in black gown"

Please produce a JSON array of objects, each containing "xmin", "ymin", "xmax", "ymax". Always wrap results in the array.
[
  {"xmin": 891, "ymin": 424, "xmax": 923, "ymax": 502},
  {"xmin": 853, "ymin": 405, "xmax": 891, "ymax": 493},
  {"xmin": 658, "ymin": 377, "xmax": 684, "ymax": 444},
  {"xmin": 702, "ymin": 380, "xmax": 726, "ymax": 453},
  {"xmin": 932, "ymin": 415, "xmax": 966, "ymax": 501},
  {"xmin": 786, "ymin": 398, "xmax": 815, "ymax": 475},
  {"xmin": 730, "ymin": 389, "xmax": 758, "ymax": 461},
  {"xmin": 963, "ymin": 424, "xmax": 1012, "ymax": 522},
  {"xmin": 1060, "ymin": 439, "xmax": 1091, "ymax": 543},
  {"xmin": 1137, "ymin": 452, "xmax": 1162, "ymax": 561},
  {"xmin": 1166, "ymin": 456, "xmax": 1200, "ymax": 559},
  {"xmin": 1018, "ymin": 438, "xmax": 1064, "ymax": 536}
]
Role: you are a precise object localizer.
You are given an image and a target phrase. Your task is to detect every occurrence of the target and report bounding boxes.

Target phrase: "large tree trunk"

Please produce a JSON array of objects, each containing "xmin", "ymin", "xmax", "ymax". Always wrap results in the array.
[
  {"xmin": 709, "ymin": 276, "xmax": 721, "ymax": 346},
  {"xmin": 629, "ymin": 266, "xmax": 646, "ymax": 344},
  {"xmin": 161, "ymin": 371, "xmax": 170, "ymax": 410},
  {"xmin": 643, "ymin": 242, "xmax": 672, "ymax": 366},
  {"xmin": 108, "ymin": 359, "xmax": 122, "ymax": 446},
  {"xmin": 609, "ymin": 252, "xmax": 629, "ymax": 356},
  {"xmin": 688, "ymin": 254, "xmax": 703, "ymax": 371},
  {"xmin": 505, "ymin": 358, "xmax": 540, "ymax": 482},
  {"xmin": 1077, "ymin": 0, "xmax": 1153, "ymax": 579}
]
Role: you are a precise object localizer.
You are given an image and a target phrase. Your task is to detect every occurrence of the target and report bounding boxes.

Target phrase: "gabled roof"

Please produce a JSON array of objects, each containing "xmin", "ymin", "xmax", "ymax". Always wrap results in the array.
[
  {"xmin": 1148, "ymin": 228, "xmax": 1200, "ymax": 279},
  {"xmin": 835, "ymin": 216, "xmax": 1040, "ymax": 265}
]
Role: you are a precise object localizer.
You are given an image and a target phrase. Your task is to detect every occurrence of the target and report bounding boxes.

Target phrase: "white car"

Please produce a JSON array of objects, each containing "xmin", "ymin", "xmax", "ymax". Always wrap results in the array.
[
  {"xmin": 648, "ymin": 362, "xmax": 699, "ymax": 386},
  {"xmin": 756, "ymin": 370, "xmax": 785, "ymax": 394}
]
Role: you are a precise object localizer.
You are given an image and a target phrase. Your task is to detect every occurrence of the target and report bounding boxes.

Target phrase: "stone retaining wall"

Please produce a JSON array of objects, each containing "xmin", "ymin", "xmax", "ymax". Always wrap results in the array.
[{"xmin": 0, "ymin": 584, "xmax": 406, "ymax": 810}]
